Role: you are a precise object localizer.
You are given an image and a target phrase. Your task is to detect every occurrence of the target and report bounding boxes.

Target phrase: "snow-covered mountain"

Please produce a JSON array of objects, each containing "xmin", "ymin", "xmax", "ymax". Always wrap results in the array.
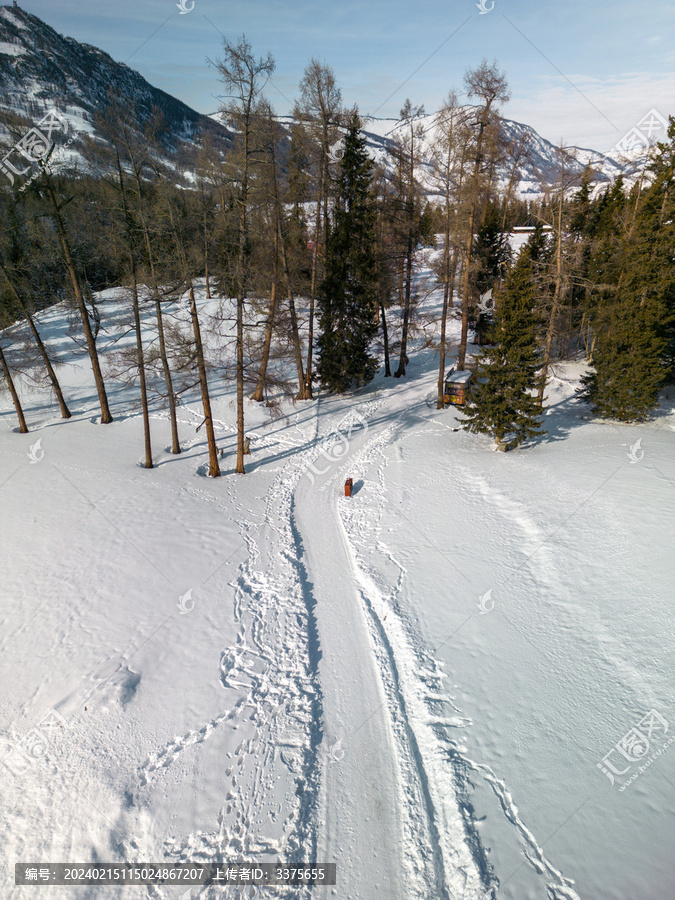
[
  {"xmin": 354, "ymin": 113, "xmax": 625, "ymax": 198},
  {"xmin": 279, "ymin": 109, "xmax": 627, "ymax": 201},
  {"xmin": 0, "ymin": 3, "xmax": 231, "ymax": 181},
  {"xmin": 0, "ymin": 3, "xmax": 635, "ymax": 198}
]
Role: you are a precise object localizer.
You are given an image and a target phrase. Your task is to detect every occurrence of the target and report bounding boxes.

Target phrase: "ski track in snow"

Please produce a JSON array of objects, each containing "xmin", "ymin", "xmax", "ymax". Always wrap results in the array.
[
  {"xmin": 5, "ymin": 288, "xmax": 674, "ymax": 899},
  {"xmin": 279, "ymin": 391, "xmax": 486, "ymax": 900},
  {"xmin": 0, "ymin": 393, "xmax": 580, "ymax": 900},
  {"xmin": 167, "ymin": 383, "xmax": 584, "ymax": 900},
  {"xmin": 335, "ymin": 403, "xmax": 582, "ymax": 900},
  {"xmin": 139, "ymin": 397, "xmax": 406, "ymax": 899}
]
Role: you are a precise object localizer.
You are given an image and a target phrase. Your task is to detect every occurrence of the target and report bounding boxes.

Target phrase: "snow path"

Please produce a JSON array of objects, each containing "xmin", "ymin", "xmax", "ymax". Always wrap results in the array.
[
  {"xmin": 3, "ymin": 288, "xmax": 673, "ymax": 900},
  {"xmin": 326, "ymin": 381, "xmax": 584, "ymax": 900},
  {"xmin": 292, "ymin": 382, "xmax": 485, "ymax": 899}
]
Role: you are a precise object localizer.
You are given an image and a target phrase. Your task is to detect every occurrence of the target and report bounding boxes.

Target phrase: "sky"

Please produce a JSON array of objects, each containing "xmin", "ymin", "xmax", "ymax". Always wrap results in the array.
[{"xmin": 10, "ymin": 0, "xmax": 675, "ymax": 153}]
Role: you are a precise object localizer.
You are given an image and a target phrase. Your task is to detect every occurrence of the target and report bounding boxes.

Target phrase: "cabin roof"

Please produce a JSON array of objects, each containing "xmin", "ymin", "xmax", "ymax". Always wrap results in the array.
[{"xmin": 445, "ymin": 370, "xmax": 472, "ymax": 384}]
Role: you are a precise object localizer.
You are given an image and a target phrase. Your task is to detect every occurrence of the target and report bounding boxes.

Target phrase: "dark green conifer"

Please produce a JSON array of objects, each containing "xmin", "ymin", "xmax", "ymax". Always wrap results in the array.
[
  {"xmin": 581, "ymin": 119, "xmax": 675, "ymax": 420},
  {"xmin": 471, "ymin": 202, "xmax": 511, "ymax": 345},
  {"xmin": 317, "ymin": 113, "xmax": 379, "ymax": 393},
  {"xmin": 462, "ymin": 235, "xmax": 544, "ymax": 447}
]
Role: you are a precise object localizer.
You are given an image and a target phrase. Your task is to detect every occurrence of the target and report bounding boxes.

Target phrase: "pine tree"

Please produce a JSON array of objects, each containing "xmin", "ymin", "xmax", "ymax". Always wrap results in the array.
[
  {"xmin": 294, "ymin": 60, "xmax": 343, "ymax": 399},
  {"xmin": 317, "ymin": 114, "xmax": 379, "ymax": 393},
  {"xmin": 471, "ymin": 201, "xmax": 511, "ymax": 345},
  {"xmin": 462, "ymin": 239, "xmax": 544, "ymax": 447},
  {"xmin": 581, "ymin": 119, "xmax": 675, "ymax": 420}
]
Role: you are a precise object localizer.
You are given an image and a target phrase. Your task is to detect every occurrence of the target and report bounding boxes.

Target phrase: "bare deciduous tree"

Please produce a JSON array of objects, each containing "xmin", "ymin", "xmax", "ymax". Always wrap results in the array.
[
  {"xmin": 294, "ymin": 60, "xmax": 343, "ymax": 398},
  {"xmin": 37, "ymin": 158, "xmax": 113, "ymax": 423},
  {"xmin": 215, "ymin": 35, "xmax": 275, "ymax": 473},
  {"xmin": 457, "ymin": 59, "xmax": 510, "ymax": 371}
]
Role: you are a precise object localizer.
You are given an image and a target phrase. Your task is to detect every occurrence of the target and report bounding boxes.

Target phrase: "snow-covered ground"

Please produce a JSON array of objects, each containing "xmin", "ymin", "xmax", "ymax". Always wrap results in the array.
[{"xmin": 1, "ymin": 269, "xmax": 674, "ymax": 900}]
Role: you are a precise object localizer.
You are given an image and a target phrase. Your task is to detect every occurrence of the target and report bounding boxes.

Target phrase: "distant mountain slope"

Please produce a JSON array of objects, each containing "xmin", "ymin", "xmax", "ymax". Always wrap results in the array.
[
  {"xmin": 0, "ymin": 3, "xmax": 231, "ymax": 179},
  {"xmin": 276, "ymin": 109, "xmax": 627, "ymax": 200},
  {"xmin": 0, "ymin": 3, "xmax": 636, "ymax": 198},
  {"xmin": 355, "ymin": 113, "xmax": 624, "ymax": 197}
]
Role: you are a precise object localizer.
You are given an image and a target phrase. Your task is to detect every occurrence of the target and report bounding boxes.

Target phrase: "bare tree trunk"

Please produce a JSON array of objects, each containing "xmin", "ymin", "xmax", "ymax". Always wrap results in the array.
[
  {"xmin": 295, "ymin": 60, "xmax": 342, "ymax": 398},
  {"xmin": 269, "ymin": 129, "xmax": 305, "ymax": 397},
  {"xmin": 538, "ymin": 163, "xmax": 565, "ymax": 405},
  {"xmin": 204, "ymin": 207, "xmax": 211, "ymax": 299},
  {"xmin": 115, "ymin": 151, "xmax": 153, "ymax": 467},
  {"xmin": 154, "ymin": 297, "xmax": 181, "ymax": 454},
  {"xmin": 437, "ymin": 281, "xmax": 450, "ymax": 408},
  {"xmin": 131, "ymin": 271, "xmax": 153, "ymax": 468},
  {"xmin": 288, "ymin": 291, "xmax": 306, "ymax": 397},
  {"xmin": 132, "ymin": 172, "xmax": 181, "ymax": 454},
  {"xmin": 43, "ymin": 177, "xmax": 112, "ymax": 423},
  {"xmin": 277, "ymin": 217, "xmax": 306, "ymax": 394},
  {"xmin": 394, "ymin": 112, "xmax": 421, "ymax": 379},
  {"xmin": 0, "ymin": 343, "xmax": 28, "ymax": 433},
  {"xmin": 456, "ymin": 78, "xmax": 506, "ymax": 371},
  {"xmin": 0, "ymin": 266, "xmax": 71, "ymax": 419},
  {"xmin": 457, "ymin": 200, "xmax": 476, "ymax": 372},
  {"xmin": 235, "ymin": 149, "xmax": 248, "ymax": 474},
  {"xmin": 395, "ymin": 232, "xmax": 413, "ymax": 377},
  {"xmin": 251, "ymin": 222, "xmax": 279, "ymax": 402},
  {"xmin": 235, "ymin": 288, "xmax": 246, "ymax": 474},
  {"xmin": 438, "ymin": 248, "xmax": 459, "ymax": 408},
  {"xmin": 216, "ymin": 37, "xmax": 275, "ymax": 471},
  {"xmin": 437, "ymin": 181, "xmax": 454, "ymax": 408},
  {"xmin": 303, "ymin": 166, "xmax": 323, "ymax": 400},
  {"xmin": 380, "ymin": 299, "xmax": 391, "ymax": 377},
  {"xmin": 189, "ymin": 287, "xmax": 220, "ymax": 477}
]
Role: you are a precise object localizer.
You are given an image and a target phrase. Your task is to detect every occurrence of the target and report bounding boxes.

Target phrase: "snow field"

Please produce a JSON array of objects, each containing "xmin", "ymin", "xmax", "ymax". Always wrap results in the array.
[{"xmin": 1, "ymin": 269, "xmax": 674, "ymax": 900}]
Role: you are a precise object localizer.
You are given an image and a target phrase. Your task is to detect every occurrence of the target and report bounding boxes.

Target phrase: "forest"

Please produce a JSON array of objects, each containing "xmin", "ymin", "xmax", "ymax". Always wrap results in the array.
[{"xmin": 1, "ymin": 43, "xmax": 674, "ymax": 470}]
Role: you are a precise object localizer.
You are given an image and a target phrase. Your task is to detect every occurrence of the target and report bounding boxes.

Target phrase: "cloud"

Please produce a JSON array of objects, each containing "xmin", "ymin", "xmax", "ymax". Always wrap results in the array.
[{"xmin": 508, "ymin": 72, "xmax": 675, "ymax": 151}]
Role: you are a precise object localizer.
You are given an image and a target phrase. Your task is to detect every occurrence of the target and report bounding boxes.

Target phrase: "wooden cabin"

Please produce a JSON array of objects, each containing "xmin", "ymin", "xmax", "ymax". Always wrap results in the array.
[{"xmin": 443, "ymin": 369, "xmax": 473, "ymax": 406}]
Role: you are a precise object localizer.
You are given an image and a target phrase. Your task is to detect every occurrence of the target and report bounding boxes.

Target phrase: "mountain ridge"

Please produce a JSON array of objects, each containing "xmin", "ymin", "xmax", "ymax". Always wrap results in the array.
[
  {"xmin": 1, "ymin": 3, "xmax": 630, "ymax": 197},
  {"xmin": 0, "ymin": 3, "xmax": 231, "ymax": 181}
]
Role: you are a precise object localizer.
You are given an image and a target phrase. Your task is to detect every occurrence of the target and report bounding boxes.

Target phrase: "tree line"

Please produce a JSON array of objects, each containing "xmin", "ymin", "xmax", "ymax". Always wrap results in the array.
[{"xmin": 1, "ymin": 41, "xmax": 673, "ymax": 466}]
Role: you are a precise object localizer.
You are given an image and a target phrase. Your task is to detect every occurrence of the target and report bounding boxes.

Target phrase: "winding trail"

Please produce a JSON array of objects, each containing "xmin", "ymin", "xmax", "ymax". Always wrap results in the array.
[
  {"xmin": 294, "ymin": 466, "xmax": 406, "ymax": 899},
  {"xmin": 291, "ymin": 381, "xmax": 484, "ymax": 900}
]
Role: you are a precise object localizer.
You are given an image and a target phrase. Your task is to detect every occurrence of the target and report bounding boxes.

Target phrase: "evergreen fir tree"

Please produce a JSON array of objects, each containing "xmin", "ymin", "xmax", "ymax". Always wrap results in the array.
[
  {"xmin": 471, "ymin": 202, "xmax": 511, "ymax": 345},
  {"xmin": 581, "ymin": 119, "xmax": 675, "ymax": 420},
  {"xmin": 462, "ymin": 237, "xmax": 544, "ymax": 447},
  {"xmin": 317, "ymin": 113, "xmax": 379, "ymax": 393}
]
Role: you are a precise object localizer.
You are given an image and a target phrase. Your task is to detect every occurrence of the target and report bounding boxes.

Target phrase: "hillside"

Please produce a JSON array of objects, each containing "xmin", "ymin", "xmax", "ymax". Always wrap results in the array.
[
  {"xmin": 1, "ymin": 262, "xmax": 674, "ymax": 899},
  {"xmin": 1, "ymin": 3, "xmax": 629, "ymax": 198},
  {"xmin": 0, "ymin": 3, "xmax": 232, "ymax": 181}
]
